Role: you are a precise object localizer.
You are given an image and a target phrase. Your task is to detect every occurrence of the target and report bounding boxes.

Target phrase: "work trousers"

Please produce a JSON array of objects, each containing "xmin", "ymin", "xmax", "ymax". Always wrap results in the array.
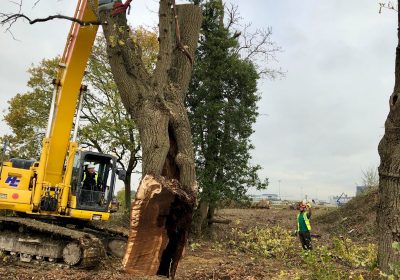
[{"xmin": 298, "ymin": 231, "xmax": 312, "ymax": 250}]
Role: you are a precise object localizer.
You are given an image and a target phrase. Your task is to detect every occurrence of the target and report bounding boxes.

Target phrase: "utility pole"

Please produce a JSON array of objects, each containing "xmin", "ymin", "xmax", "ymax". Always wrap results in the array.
[
  {"xmin": 300, "ymin": 186, "xmax": 303, "ymax": 200},
  {"xmin": 278, "ymin": 180, "xmax": 281, "ymax": 200}
]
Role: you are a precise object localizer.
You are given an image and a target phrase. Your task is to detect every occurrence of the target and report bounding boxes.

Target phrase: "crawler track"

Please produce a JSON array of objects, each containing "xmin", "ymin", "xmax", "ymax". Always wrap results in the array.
[
  {"xmin": 0, "ymin": 216, "xmax": 105, "ymax": 268},
  {"xmin": 84, "ymin": 222, "xmax": 128, "ymax": 258}
]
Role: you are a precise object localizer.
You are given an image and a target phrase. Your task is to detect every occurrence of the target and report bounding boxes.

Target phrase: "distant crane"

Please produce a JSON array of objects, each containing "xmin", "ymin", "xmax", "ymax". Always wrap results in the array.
[{"xmin": 336, "ymin": 192, "xmax": 346, "ymax": 207}]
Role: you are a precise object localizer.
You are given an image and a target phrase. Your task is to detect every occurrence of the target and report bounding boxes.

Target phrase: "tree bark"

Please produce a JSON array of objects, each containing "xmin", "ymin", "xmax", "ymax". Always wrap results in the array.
[
  {"xmin": 123, "ymin": 176, "xmax": 131, "ymax": 211},
  {"xmin": 192, "ymin": 199, "xmax": 209, "ymax": 236},
  {"xmin": 377, "ymin": 0, "xmax": 400, "ymax": 272},
  {"xmin": 97, "ymin": 1, "xmax": 202, "ymax": 278},
  {"xmin": 123, "ymin": 153, "xmax": 136, "ymax": 211}
]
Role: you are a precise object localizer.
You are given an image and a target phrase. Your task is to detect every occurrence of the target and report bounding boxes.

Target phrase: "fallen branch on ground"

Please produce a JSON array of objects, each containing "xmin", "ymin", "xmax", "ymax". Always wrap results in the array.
[{"xmin": 208, "ymin": 218, "xmax": 232, "ymax": 225}]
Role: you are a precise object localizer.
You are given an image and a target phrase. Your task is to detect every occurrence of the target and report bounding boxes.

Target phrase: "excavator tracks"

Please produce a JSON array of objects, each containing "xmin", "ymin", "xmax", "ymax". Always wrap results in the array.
[
  {"xmin": 0, "ymin": 216, "xmax": 105, "ymax": 268},
  {"xmin": 85, "ymin": 222, "xmax": 128, "ymax": 258}
]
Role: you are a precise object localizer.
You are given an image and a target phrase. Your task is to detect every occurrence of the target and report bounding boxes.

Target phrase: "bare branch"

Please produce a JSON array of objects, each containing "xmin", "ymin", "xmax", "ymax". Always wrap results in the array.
[
  {"xmin": 222, "ymin": 5, "xmax": 283, "ymax": 79},
  {"xmin": 225, "ymin": 3, "xmax": 241, "ymax": 30},
  {"xmin": 6, "ymin": 28, "xmax": 20, "ymax": 41},
  {"xmin": 9, "ymin": 0, "xmax": 23, "ymax": 10},
  {"xmin": 1, "ymin": 0, "xmax": 23, "ymax": 36},
  {"xmin": 235, "ymin": 24, "xmax": 283, "ymax": 79},
  {"xmin": 379, "ymin": 2, "xmax": 398, "ymax": 13},
  {"xmin": 0, "ymin": 13, "xmax": 101, "ymax": 27},
  {"xmin": 32, "ymin": 0, "xmax": 41, "ymax": 9}
]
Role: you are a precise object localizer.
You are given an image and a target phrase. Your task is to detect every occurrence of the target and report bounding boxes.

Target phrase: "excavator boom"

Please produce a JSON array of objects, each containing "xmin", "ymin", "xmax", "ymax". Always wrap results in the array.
[{"xmin": 41, "ymin": 0, "xmax": 98, "ymax": 185}]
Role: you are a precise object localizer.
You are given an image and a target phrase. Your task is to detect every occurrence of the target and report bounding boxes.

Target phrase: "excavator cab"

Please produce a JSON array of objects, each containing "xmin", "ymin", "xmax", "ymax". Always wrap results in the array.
[{"xmin": 71, "ymin": 151, "xmax": 116, "ymax": 213}]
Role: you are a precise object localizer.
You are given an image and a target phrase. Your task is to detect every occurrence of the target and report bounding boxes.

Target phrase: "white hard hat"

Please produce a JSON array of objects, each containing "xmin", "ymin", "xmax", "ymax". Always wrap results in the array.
[{"xmin": 88, "ymin": 164, "xmax": 96, "ymax": 169}]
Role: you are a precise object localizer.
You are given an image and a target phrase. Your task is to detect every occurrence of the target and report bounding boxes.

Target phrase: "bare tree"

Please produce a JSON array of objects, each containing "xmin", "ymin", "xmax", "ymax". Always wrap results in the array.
[
  {"xmin": 1, "ymin": 0, "xmax": 202, "ymax": 278},
  {"xmin": 225, "ymin": 3, "xmax": 283, "ymax": 79},
  {"xmin": 361, "ymin": 166, "xmax": 379, "ymax": 189}
]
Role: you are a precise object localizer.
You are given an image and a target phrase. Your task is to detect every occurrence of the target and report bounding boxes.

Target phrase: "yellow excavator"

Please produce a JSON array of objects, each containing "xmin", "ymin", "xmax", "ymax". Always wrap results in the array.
[{"xmin": 0, "ymin": 0, "xmax": 127, "ymax": 267}]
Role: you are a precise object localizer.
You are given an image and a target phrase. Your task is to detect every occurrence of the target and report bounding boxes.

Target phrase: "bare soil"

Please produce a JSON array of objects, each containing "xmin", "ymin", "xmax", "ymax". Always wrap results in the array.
[{"xmin": 0, "ymin": 201, "xmax": 376, "ymax": 280}]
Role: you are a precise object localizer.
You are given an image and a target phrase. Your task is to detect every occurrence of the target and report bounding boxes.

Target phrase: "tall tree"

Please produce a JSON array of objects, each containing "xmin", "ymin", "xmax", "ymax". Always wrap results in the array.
[
  {"xmin": 377, "ymin": 0, "xmax": 400, "ymax": 273},
  {"xmin": 187, "ymin": 0, "xmax": 275, "ymax": 233},
  {"xmin": 94, "ymin": 3, "xmax": 202, "ymax": 277}
]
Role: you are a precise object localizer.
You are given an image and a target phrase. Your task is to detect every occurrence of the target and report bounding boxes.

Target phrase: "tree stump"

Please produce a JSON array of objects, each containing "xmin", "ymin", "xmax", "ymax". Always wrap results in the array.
[{"xmin": 123, "ymin": 175, "xmax": 195, "ymax": 278}]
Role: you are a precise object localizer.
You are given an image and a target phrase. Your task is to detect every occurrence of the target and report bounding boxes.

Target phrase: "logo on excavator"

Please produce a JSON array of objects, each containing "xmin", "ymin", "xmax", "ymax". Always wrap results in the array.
[{"xmin": 5, "ymin": 176, "xmax": 20, "ymax": 187}]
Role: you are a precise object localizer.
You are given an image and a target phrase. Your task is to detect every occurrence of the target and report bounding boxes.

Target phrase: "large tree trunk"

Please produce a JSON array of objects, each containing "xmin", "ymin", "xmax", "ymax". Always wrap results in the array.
[
  {"xmin": 96, "ymin": 1, "xmax": 202, "ymax": 278},
  {"xmin": 377, "ymin": 0, "xmax": 400, "ymax": 273}
]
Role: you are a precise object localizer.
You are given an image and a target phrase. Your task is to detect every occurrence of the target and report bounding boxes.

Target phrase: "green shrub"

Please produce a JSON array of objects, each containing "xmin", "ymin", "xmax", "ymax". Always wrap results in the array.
[
  {"xmin": 227, "ymin": 226, "xmax": 298, "ymax": 259},
  {"xmin": 302, "ymin": 246, "xmax": 349, "ymax": 280},
  {"xmin": 301, "ymin": 238, "xmax": 376, "ymax": 280},
  {"xmin": 220, "ymin": 225, "xmax": 376, "ymax": 279},
  {"xmin": 332, "ymin": 237, "xmax": 376, "ymax": 269}
]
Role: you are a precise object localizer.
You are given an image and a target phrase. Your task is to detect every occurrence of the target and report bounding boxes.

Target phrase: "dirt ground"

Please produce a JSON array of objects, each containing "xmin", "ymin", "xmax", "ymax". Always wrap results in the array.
[{"xmin": 0, "ymin": 204, "xmax": 376, "ymax": 280}]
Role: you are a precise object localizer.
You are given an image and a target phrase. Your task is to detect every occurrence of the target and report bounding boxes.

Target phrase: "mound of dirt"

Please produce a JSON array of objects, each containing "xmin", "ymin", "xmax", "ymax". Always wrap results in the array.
[{"xmin": 315, "ymin": 188, "xmax": 378, "ymax": 242}]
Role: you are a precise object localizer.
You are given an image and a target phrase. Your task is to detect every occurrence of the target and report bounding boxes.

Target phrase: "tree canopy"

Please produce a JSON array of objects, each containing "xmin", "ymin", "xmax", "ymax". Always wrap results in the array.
[
  {"xmin": 187, "ymin": 0, "xmax": 272, "ymax": 213},
  {"xmin": 2, "ymin": 58, "xmax": 58, "ymax": 159},
  {"xmin": 1, "ymin": 28, "xmax": 159, "ymax": 209}
]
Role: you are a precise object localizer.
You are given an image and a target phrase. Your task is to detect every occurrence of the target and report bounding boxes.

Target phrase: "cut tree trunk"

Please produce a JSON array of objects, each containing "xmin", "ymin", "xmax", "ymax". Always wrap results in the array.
[
  {"xmin": 122, "ymin": 175, "xmax": 194, "ymax": 276},
  {"xmin": 377, "ymin": 0, "xmax": 400, "ymax": 273},
  {"xmin": 97, "ymin": 1, "xmax": 202, "ymax": 278}
]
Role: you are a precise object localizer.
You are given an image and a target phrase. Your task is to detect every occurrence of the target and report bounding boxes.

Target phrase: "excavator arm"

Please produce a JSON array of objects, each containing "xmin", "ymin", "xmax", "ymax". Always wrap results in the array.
[{"xmin": 34, "ymin": 0, "xmax": 98, "ymax": 190}]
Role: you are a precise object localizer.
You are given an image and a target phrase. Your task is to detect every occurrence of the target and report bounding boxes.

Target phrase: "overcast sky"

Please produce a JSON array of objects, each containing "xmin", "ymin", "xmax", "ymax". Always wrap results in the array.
[{"xmin": 0, "ymin": 1, "xmax": 396, "ymax": 200}]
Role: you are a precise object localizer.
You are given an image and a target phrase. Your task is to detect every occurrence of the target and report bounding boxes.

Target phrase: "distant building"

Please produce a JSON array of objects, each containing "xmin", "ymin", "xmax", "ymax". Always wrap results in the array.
[
  {"xmin": 264, "ymin": 194, "xmax": 280, "ymax": 201},
  {"xmin": 356, "ymin": 185, "xmax": 368, "ymax": 196},
  {"xmin": 249, "ymin": 193, "xmax": 280, "ymax": 202}
]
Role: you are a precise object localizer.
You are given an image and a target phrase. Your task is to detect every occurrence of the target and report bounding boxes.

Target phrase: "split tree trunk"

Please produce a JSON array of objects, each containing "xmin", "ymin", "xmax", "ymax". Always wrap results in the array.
[
  {"xmin": 377, "ymin": 0, "xmax": 400, "ymax": 273},
  {"xmin": 96, "ymin": 1, "xmax": 202, "ymax": 278}
]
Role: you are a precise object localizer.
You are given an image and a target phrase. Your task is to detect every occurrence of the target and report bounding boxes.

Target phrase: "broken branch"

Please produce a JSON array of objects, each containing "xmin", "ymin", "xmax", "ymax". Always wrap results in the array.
[{"xmin": 172, "ymin": 0, "xmax": 193, "ymax": 65}]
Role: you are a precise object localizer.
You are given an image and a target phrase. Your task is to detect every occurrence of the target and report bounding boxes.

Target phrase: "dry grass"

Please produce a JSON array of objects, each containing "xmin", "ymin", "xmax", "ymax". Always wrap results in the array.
[
  {"xmin": 315, "ymin": 189, "xmax": 378, "ymax": 243},
  {"xmin": 0, "ymin": 199, "xmax": 380, "ymax": 280}
]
